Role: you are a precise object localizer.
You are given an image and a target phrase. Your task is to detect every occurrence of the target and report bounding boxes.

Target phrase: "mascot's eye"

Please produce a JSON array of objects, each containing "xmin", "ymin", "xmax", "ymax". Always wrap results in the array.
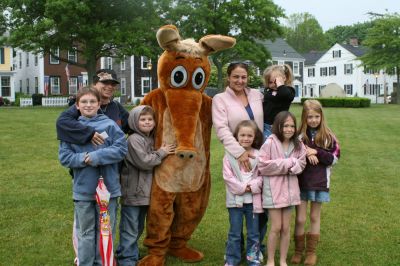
[
  {"xmin": 192, "ymin": 67, "xmax": 205, "ymax": 90},
  {"xmin": 170, "ymin": 66, "xmax": 188, "ymax": 88}
]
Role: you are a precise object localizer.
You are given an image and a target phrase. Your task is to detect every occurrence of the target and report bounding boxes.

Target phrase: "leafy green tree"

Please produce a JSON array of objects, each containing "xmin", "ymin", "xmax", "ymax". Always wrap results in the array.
[
  {"xmin": 324, "ymin": 22, "xmax": 373, "ymax": 47},
  {"xmin": 360, "ymin": 14, "xmax": 400, "ymax": 104},
  {"xmin": 164, "ymin": 0, "xmax": 285, "ymax": 90},
  {"xmin": 0, "ymin": 0, "xmax": 164, "ymax": 84},
  {"xmin": 284, "ymin": 12, "xmax": 328, "ymax": 53}
]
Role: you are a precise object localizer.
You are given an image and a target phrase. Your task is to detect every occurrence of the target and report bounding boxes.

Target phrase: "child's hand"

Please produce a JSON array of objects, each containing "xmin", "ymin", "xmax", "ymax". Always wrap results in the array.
[
  {"xmin": 84, "ymin": 153, "xmax": 91, "ymax": 164},
  {"xmin": 306, "ymin": 146, "xmax": 317, "ymax": 157},
  {"xmin": 307, "ymin": 155, "xmax": 319, "ymax": 165},
  {"xmin": 275, "ymin": 75, "xmax": 285, "ymax": 87},
  {"xmin": 161, "ymin": 143, "xmax": 176, "ymax": 155},
  {"xmin": 91, "ymin": 132, "xmax": 105, "ymax": 146}
]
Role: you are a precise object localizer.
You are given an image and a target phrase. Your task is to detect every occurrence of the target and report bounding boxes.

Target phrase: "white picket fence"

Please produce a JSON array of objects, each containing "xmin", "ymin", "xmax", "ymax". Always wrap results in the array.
[
  {"xmin": 20, "ymin": 97, "xmax": 69, "ymax": 107},
  {"xmin": 42, "ymin": 97, "xmax": 69, "ymax": 106},
  {"xmin": 20, "ymin": 98, "xmax": 33, "ymax": 107}
]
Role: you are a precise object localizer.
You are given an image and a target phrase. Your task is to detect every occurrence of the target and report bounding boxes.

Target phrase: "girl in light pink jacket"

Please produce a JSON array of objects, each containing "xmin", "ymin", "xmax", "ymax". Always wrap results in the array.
[
  {"xmin": 223, "ymin": 120, "xmax": 264, "ymax": 266},
  {"xmin": 258, "ymin": 111, "xmax": 306, "ymax": 266}
]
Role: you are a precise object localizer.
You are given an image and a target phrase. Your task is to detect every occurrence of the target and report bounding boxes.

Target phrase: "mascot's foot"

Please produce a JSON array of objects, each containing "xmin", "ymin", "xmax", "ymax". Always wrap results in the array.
[
  {"xmin": 168, "ymin": 246, "xmax": 204, "ymax": 262},
  {"xmin": 137, "ymin": 255, "xmax": 165, "ymax": 266}
]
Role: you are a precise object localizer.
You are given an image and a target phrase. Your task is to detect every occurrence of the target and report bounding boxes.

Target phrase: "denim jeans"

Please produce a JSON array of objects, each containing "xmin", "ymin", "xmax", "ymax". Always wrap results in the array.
[
  {"xmin": 263, "ymin": 123, "xmax": 272, "ymax": 139},
  {"xmin": 225, "ymin": 204, "xmax": 260, "ymax": 266},
  {"xmin": 74, "ymin": 197, "xmax": 118, "ymax": 266},
  {"xmin": 116, "ymin": 205, "xmax": 148, "ymax": 266}
]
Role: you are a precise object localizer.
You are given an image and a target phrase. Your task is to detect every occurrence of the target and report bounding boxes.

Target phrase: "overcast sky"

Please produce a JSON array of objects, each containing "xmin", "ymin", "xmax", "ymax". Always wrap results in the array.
[{"xmin": 272, "ymin": 0, "xmax": 400, "ymax": 31}]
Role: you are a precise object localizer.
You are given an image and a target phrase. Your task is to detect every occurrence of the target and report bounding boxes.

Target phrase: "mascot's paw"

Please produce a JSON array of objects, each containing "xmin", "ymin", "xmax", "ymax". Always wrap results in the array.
[
  {"xmin": 137, "ymin": 255, "xmax": 165, "ymax": 266},
  {"xmin": 168, "ymin": 246, "xmax": 204, "ymax": 262}
]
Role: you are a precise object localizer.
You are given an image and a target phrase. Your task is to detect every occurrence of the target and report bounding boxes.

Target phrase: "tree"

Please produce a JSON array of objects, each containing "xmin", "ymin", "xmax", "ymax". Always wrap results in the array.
[
  {"xmin": 360, "ymin": 14, "xmax": 400, "ymax": 104},
  {"xmin": 163, "ymin": 0, "xmax": 285, "ymax": 90},
  {"xmin": 324, "ymin": 22, "xmax": 373, "ymax": 47},
  {"xmin": 284, "ymin": 12, "xmax": 328, "ymax": 53},
  {"xmin": 0, "ymin": 0, "xmax": 165, "ymax": 84}
]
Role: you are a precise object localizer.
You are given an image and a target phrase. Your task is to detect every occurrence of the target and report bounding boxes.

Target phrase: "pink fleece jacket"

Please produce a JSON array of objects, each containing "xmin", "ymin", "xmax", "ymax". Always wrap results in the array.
[
  {"xmin": 212, "ymin": 86, "xmax": 264, "ymax": 159},
  {"xmin": 258, "ymin": 134, "xmax": 307, "ymax": 209}
]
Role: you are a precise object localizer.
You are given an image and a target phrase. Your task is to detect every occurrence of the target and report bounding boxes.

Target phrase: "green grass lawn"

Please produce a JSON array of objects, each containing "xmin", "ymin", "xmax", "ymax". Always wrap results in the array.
[{"xmin": 0, "ymin": 104, "xmax": 399, "ymax": 265}]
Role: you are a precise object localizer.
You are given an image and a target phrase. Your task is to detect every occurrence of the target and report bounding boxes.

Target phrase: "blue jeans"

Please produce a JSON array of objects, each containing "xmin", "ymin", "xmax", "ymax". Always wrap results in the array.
[
  {"xmin": 74, "ymin": 198, "xmax": 118, "ymax": 266},
  {"xmin": 225, "ymin": 204, "xmax": 260, "ymax": 266},
  {"xmin": 116, "ymin": 205, "xmax": 148, "ymax": 266},
  {"xmin": 263, "ymin": 123, "xmax": 272, "ymax": 139}
]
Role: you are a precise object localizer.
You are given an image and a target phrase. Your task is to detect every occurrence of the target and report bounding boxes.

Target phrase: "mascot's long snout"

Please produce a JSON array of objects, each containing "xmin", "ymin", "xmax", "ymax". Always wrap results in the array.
[{"xmin": 165, "ymin": 89, "xmax": 202, "ymax": 159}]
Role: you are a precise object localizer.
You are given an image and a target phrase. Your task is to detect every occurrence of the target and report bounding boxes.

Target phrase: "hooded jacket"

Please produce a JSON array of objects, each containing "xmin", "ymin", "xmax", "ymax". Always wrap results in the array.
[
  {"xmin": 259, "ymin": 134, "xmax": 306, "ymax": 209},
  {"xmin": 223, "ymin": 149, "xmax": 263, "ymax": 213},
  {"xmin": 120, "ymin": 105, "xmax": 168, "ymax": 206},
  {"xmin": 59, "ymin": 114, "xmax": 127, "ymax": 200}
]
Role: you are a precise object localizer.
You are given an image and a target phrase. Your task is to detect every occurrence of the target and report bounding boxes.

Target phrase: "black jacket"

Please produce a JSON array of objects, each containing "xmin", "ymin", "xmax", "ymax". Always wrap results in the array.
[{"xmin": 263, "ymin": 85, "xmax": 295, "ymax": 125}]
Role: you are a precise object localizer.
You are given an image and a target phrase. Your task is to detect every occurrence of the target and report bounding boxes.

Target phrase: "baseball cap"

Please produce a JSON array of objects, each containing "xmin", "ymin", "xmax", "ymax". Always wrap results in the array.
[{"xmin": 93, "ymin": 69, "xmax": 120, "ymax": 84}]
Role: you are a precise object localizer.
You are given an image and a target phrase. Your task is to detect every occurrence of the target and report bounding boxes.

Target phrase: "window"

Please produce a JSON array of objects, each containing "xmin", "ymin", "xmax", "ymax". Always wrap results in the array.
[
  {"xmin": 107, "ymin": 57, "xmax": 112, "ymax": 69},
  {"xmin": 344, "ymin": 84, "xmax": 353, "ymax": 95},
  {"xmin": 26, "ymin": 78, "xmax": 30, "ymax": 94},
  {"xmin": 35, "ymin": 77, "xmax": 39, "ymax": 94},
  {"xmin": 141, "ymin": 77, "xmax": 151, "ymax": 95},
  {"xmin": 120, "ymin": 78, "xmax": 126, "ymax": 95},
  {"xmin": 50, "ymin": 76, "xmax": 61, "ymax": 94},
  {"xmin": 50, "ymin": 48, "xmax": 60, "ymax": 64},
  {"xmin": 308, "ymin": 68, "xmax": 315, "ymax": 77},
  {"xmin": 344, "ymin": 64, "xmax": 353, "ymax": 74},
  {"xmin": 141, "ymin": 56, "xmax": 150, "ymax": 69},
  {"xmin": 26, "ymin": 52, "xmax": 29, "ymax": 67},
  {"xmin": 294, "ymin": 84, "xmax": 299, "ymax": 97},
  {"xmin": 69, "ymin": 77, "xmax": 78, "ymax": 94},
  {"xmin": 34, "ymin": 55, "xmax": 38, "ymax": 66},
  {"xmin": 332, "ymin": 50, "xmax": 341, "ymax": 58},
  {"xmin": 0, "ymin": 48, "xmax": 4, "ymax": 64},
  {"xmin": 329, "ymin": 66, "xmax": 336, "ymax": 76},
  {"xmin": 120, "ymin": 56, "xmax": 126, "ymax": 70},
  {"xmin": 319, "ymin": 85, "xmax": 326, "ymax": 95},
  {"xmin": 19, "ymin": 80, "xmax": 22, "ymax": 91},
  {"xmin": 310, "ymin": 87, "xmax": 314, "ymax": 97},
  {"xmin": 1, "ymin": 76, "xmax": 11, "ymax": 97},
  {"xmin": 293, "ymin": 62, "xmax": 299, "ymax": 76},
  {"xmin": 68, "ymin": 47, "xmax": 77, "ymax": 63},
  {"xmin": 19, "ymin": 53, "xmax": 22, "ymax": 68},
  {"xmin": 320, "ymin": 67, "xmax": 327, "ymax": 76}
]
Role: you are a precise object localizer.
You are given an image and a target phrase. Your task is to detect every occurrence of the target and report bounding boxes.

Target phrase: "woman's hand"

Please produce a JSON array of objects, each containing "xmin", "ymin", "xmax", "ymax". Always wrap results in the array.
[{"xmin": 238, "ymin": 151, "xmax": 255, "ymax": 172}]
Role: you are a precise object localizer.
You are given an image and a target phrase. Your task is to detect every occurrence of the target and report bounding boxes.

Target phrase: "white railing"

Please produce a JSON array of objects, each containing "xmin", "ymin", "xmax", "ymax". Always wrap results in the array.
[
  {"xmin": 20, "ymin": 98, "xmax": 33, "ymax": 107},
  {"xmin": 42, "ymin": 97, "xmax": 69, "ymax": 107}
]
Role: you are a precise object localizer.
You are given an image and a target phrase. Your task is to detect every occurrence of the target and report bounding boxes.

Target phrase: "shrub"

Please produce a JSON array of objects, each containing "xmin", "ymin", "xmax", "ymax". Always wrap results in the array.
[
  {"xmin": 301, "ymin": 97, "xmax": 371, "ymax": 108},
  {"xmin": 14, "ymin": 92, "xmax": 30, "ymax": 107},
  {"xmin": 32, "ymin": 94, "xmax": 44, "ymax": 106}
]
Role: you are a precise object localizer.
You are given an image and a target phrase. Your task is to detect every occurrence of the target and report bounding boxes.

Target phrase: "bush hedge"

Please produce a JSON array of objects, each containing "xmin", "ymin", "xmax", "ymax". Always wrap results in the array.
[{"xmin": 300, "ymin": 97, "xmax": 371, "ymax": 108}]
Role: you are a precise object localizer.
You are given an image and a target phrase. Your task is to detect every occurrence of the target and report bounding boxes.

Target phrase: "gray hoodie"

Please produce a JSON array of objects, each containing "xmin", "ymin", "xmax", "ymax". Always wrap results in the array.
[{"xmin": 120, "ymin": 105, "xmax": 168, "ymax": 206}]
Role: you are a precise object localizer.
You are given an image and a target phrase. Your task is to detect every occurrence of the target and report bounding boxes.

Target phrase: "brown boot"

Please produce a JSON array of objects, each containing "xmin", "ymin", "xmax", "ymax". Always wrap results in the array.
[
  {"xmin": 137, "ymin": 254, "xmax": 165, "ymax": 266},
  {"xmin": 167, "ymin": 245, "xmax": 204, "ymax": 262},
  {"xmin": 290, "ymin": 234, "xmax": 305, "ymax": 264},
  {"xmin": 304, "ymin": 233, "xmax": 320, "ymax": 266}
]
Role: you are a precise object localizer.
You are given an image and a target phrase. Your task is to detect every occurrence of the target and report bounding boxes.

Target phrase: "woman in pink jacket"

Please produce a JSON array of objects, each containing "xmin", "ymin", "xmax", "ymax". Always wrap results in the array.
[
  {"xmin": 212, "ymin": 62, "xmax": 267, "ymax": 260},
  {"xmin": 258, "ymin": 111, "xmax": 306, "ymax": 266}
]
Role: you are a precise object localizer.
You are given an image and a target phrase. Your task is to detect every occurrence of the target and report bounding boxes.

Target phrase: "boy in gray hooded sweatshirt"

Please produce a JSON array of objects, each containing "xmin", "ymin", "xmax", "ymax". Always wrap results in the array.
[{"xmin": 116, "ymin": 105, "xmax": 175, "ymax": 266}]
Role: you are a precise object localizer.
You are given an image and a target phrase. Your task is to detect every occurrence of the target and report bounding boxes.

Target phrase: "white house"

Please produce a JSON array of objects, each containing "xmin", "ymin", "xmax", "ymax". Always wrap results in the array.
[{"xmin": 303, "ymin": 41, "xmax": 395, "ymax": 103}]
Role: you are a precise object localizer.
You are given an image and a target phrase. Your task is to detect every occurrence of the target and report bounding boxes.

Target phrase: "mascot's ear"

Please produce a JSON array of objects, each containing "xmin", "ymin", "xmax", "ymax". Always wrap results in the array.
[
  {"xmin": 199, "ymin": 35, "xmax": 236, "ymax": 55},
  {"xmin": 157, "ymin": 25, "xmax": 181, "ymax": 51}
]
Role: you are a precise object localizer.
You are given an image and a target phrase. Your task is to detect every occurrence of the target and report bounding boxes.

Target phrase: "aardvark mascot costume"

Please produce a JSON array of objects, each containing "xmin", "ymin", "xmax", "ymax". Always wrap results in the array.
[{"xmin": 138, "ymin": 25, "xmax": 235, "ymax": 265}]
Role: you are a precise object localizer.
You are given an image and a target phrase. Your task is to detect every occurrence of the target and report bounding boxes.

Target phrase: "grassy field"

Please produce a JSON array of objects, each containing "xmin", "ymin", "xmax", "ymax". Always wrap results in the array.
[{"xmin": 0, "ymin": 104, "xmax": 399, "ymax": 266}]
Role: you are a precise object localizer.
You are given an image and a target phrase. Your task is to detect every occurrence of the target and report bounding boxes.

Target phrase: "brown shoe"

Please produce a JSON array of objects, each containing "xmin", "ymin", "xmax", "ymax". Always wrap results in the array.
[
  {"xmin": 290, "ymin": 234, "xmax": 305, "ymax": 264},
  {"xmin": 304, "ymin": 233, "xmax": 320, "ymax": 266}
]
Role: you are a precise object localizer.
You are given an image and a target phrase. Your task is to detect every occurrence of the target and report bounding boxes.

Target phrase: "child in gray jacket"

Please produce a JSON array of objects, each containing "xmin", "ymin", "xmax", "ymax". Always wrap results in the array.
[{"xmin": 116, "ymin": 105, "xmax": 175, "ymax": 266}]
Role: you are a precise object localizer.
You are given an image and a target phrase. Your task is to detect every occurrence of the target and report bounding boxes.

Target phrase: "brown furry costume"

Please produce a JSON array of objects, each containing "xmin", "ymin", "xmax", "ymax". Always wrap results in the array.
[{"xmin": 137, "ymin": 25, "xmax": 235, "ymax": 265}]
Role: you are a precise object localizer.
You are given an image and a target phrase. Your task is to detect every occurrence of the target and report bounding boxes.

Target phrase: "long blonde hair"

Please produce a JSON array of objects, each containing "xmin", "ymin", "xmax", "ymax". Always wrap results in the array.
[
  {"xmin": 262, "ymin": 64, "xmax": 293, "ymax": 87},
  {"xmin": 298, "ymin": 100, "xmax": 334, "ymax": 149}
]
